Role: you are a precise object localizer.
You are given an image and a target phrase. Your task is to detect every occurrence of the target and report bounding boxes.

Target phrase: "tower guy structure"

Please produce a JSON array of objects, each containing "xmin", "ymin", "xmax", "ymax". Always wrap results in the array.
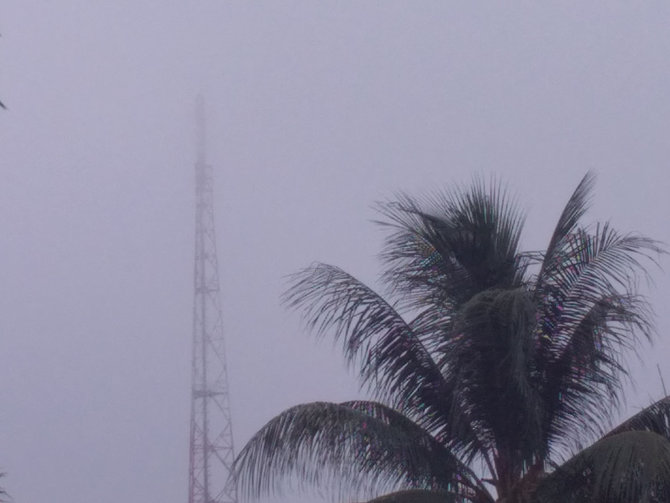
[{"xmin": 189, "ymin": 96, "xmax": 237, "ymax": 503}]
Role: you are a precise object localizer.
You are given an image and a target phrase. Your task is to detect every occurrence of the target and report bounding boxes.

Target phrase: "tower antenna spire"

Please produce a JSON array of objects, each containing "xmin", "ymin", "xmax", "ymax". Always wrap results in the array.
[
  {"xmin": 196, "ymin": 94, "xmax": 207, "ymax": 165},
  {"xmin": 188, "ymin": 96, "xmax": 237, "ymax": 503}
]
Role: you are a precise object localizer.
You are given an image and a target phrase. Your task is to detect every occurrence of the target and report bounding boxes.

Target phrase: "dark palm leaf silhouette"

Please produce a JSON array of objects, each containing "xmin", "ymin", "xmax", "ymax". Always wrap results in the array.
[{"xmin": 235, "ymin": 173, "xmax": 667, "ymax": 503}]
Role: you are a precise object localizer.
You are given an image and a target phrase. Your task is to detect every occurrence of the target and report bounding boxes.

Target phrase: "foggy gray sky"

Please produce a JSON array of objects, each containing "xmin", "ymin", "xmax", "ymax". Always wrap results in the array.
[{"xmin": 2, "ymin": 2, "xmax": 670, "ymax": 502}]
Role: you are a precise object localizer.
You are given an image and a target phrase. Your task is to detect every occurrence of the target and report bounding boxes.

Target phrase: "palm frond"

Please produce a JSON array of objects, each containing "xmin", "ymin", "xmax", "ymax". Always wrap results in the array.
[
  {"xmin": 605, "ymin": 395, "xmax": 670, "ymax": 439},
  {"xmin": 532, "ymin": 225, "xmax": 662, "ymax": 456},
  {"xmin": 535, "ymin": 430, "xmax": 670, "ymax": 502},
  {"xmin": 538, "ymin": 296, "xmax": 656, "ymax": 450},
  {"xmin": 362, "ymin": 489, "xmax": 471, "ymax": 503},
  {"xmin": 283, "ymin": 264, "xmax": 486, "ymax": 459},
  {"xmin": 376, "ymin": 178, "xmax": 526, "ymax": 312},
  {"xmin": 439, "ymin": 287, "xmax": 545, "ymax": 466},
  {"xmin": 541, "ymin": 225, "xmax": 661, "ymax": 316},
  {"xmin": 536, "ymin": 171, "xmax": 595, "ymax": 289},
  {"xmin": 536, "ymin": 224, "xmax": 661, "ymax": 360},
  {"xmin": 343, "ymin": 401, "xmax": 491, "ymax": 501},
  {"xmin": 233, "ymin": 401, "xmax": 486, "ymax": 502}
]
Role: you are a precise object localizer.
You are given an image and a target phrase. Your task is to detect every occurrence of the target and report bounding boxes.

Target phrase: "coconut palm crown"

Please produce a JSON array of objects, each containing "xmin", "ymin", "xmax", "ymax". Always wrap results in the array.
[{"xmin": 235, "ymin": 173, "xmax": 670, "ymax": 503}]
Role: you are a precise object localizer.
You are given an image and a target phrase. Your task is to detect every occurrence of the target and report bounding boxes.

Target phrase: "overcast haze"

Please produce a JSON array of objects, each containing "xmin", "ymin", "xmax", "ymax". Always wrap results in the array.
[{"xmin": 2, "ymin": 2, "xmax": 670, "ymax": 502}]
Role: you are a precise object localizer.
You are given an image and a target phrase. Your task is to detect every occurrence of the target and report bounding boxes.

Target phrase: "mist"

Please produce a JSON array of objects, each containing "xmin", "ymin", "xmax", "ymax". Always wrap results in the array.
[{"xmin": 2, "ymin": 2, "xmax": 670, "ymax": 502}]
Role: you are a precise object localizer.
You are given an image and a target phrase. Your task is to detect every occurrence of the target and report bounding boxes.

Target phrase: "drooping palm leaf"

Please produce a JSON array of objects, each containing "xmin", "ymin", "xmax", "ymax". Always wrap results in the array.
[
  {"xmin": 343, "ymin": 401, "xmax": 491, "ymax": 502},
  {"xmin": 535, "ymin": 430, "xmax": 670, "ymax": 502},
  {"xmin": 362, "ymin": 489, "xmax": 463, "ymax": 503},
  {"xmin": 233, "ymin": 401, "xmax": 489, "ymax": 502},
  {"xmin": 536, "ymin": 296, "xmax": 631, "ymax": 455},
  {"xmin": 536, "ymin": 224, "xmax": 660, "ymax": 362},
  {"xmin": 605, "ymin": 395, "xmax": 670, "ymax": 439},
  {"xmin": 541, "ymin": 225, "xmax": 660, "ymax": 320},
  {"xmin": 533, "ymin": 224, "xmax": 662, "ymax": 457},
  {"xmin": 284, "ymin": 264, "xmax": 487, "ymax": 460}
]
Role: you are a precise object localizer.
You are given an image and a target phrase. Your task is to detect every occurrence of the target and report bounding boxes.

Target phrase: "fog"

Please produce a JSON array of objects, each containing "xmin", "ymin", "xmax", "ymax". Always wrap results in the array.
[{"xmin": 2, "ymin": 2, "xmax": 670, "ymax": 502}]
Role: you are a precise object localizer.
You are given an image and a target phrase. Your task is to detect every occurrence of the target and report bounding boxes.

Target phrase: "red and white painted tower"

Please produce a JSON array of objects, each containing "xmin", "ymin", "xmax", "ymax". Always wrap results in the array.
[{"xmin": 189, "ymin": 96, "xmax": 237, "ymax": 503}]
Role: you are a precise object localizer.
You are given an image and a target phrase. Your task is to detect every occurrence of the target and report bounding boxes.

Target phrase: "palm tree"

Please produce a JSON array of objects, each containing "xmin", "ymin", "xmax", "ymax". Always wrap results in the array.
[{"xmin": 235, "ymin": 173, "xmax": 670, "ymax": 503}]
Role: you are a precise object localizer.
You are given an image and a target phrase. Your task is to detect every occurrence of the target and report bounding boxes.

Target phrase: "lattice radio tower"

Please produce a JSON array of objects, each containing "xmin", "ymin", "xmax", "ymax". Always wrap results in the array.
[{"xmin": 189, "ymin": 95, "xmax": 237, "ymax": 503}]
